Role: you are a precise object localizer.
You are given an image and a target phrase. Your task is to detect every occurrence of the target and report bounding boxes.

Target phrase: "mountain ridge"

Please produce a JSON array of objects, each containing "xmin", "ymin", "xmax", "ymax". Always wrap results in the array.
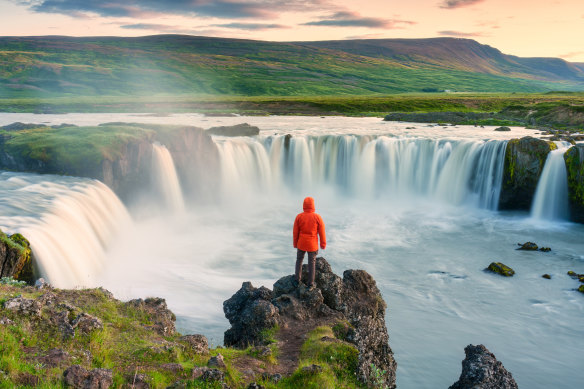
[{"xmin": 0, "ymin": 35, "xmax": 582, "ymax": 97}]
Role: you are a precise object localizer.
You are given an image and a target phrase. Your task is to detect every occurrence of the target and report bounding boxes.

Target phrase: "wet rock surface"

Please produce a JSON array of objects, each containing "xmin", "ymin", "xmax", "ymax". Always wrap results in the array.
[
  {"xmin": 564, "ymin": 144, "xmax": 584, "ymax": 223},
  {"xmin": 449, "ymin": 344, "xmax": 518, "ymax": 389},
  {"xmin": 500, "ymin": 136, "xmax": 554, "ymax": 210},
  {"xmin": 0, "ymin": 231, "xmax": 33, "ymax": 282},
  {"xmin": 486, "ymin": 262, "xmax": 515, "ymax": 277},
  {"xmin": 223, "ymin": 257, "xmax": 397, "ymax": 388}
]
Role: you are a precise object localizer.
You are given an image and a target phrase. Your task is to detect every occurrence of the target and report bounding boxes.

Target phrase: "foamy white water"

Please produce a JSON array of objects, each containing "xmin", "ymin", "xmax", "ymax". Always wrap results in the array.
[
  {"xmin": 0, "ymin": 172, "xmax": 132, "ymax": 288},
  {"xmin": 216, "ymin": 135, "xmax": 507, "ymax": 210},
  {"xmin": 0, "ymin": 114, "xmax": 582, "ymax": 389},
  {"xmin": 151, "ymin": 142, "xmax": 185, "ymax": 212},
  {"xmin": 531, "ymin": 142, "xmax": 571, "ymax": 221}
]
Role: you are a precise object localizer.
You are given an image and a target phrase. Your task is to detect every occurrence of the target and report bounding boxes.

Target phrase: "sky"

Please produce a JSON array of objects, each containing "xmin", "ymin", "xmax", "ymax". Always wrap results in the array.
[{"xmin": 1, "ymin": 0, "xmax": 583, "ymax": 62}]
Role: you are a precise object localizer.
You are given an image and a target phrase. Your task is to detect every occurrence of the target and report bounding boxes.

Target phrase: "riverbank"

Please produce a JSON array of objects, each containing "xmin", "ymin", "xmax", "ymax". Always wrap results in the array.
[{"xmin": 0, "ymin": 93, "xmax": 583, "ymax": 122}]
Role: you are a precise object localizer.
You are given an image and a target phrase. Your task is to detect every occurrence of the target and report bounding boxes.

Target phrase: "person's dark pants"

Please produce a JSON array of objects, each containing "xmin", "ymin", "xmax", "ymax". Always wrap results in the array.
[{"xmin": 296, "ymin": 249, "xmax": 317, "ymax": 286}]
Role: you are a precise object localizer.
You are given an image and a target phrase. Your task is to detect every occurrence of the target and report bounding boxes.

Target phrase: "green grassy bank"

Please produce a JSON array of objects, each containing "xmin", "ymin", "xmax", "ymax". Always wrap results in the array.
[
  {"xmin": 0, "ymin": 92, "xmax": 583, "ymax": 117},
  {"xmin": 0, "ymin": 280, "xmax": 364, "ymax": 388}
]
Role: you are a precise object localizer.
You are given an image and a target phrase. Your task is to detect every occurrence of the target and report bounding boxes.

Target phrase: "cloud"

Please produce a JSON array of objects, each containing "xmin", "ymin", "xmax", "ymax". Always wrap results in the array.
[
  {"xmin": 303, "ymin": 11, "xmax": 415, "ymax": 29},
  {"xmin": 439, "ymin": 0, "xmax": 485, "ymax": 9},
  {"xmin": 559, "ymin": 51, "xmax": 584, "ymax": 59},
  {"xmin": 213, "ymin": 22, "xmax": 288, "ymax": 30},
  {"xmin": 21, "ymin": 0, "xmax": 332, "ymax": 19},
  {"xmin": 121, "ymin": 23, "xmax": 178, "ymax": 30},
  {"xmin": 438, "ymin": 30, "xmax": 485, "ymax": 37}
]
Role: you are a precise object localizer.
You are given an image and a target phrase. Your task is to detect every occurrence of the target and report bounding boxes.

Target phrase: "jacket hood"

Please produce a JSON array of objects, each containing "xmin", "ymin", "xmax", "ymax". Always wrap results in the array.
[{"xmin": 303, "ymin": 197, "xmax": 315, "ymax": 212}]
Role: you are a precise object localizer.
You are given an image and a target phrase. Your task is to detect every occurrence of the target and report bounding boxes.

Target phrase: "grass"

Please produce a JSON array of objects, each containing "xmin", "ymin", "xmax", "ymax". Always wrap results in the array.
[
  {"xmin": 0, "ymin": 285, "xmax": 367, "ymax": 388},
  {"xmin": 1, "ymin": 92, "xmax": 584, "ymax": 116},
  {"xmin": 0, "ymin": 36, "xmax": 583, "ymax": 101}
]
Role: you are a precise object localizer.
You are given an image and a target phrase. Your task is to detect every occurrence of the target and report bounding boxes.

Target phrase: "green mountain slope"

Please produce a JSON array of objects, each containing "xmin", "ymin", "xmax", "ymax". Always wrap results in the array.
[{"xmin": 0, "ymin": 35, "xmax": 582, "ymax": 98}]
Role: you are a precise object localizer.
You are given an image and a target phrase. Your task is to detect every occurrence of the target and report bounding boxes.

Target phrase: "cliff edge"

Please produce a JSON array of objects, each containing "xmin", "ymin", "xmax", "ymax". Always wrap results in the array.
[{"xmin": 223, "ymin": 257, "xmax": 397, "ymax": 388}]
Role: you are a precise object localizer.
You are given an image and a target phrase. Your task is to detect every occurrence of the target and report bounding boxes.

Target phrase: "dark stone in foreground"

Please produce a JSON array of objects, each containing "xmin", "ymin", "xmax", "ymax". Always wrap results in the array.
[
  {"xmin": 223, "ymin": 257, "xmax": 397, "ymax": 388},
  {"xmin": 449, "ymin": 344, "xmax": 518, "ymax": 389},
  {"xmin": 180, "ymin": 334, "xmax": 209, "ymax": 354},
  {"xmin": 542, "ymin": 274, "xmax": 551, "ymax": 279},
  {"xmin": 486, "ymin": 262, "xmax": 515, "ymax": 277},
  {"xmin": 63, "ymin": 365, "xmax": 113, "ymax": 389},
  {"xmin": 494, "ymin": 126, "xmax": 511, "ymax": 131}
]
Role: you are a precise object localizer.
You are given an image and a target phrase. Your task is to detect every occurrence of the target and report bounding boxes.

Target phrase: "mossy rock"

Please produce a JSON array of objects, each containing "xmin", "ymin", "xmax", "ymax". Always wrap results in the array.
[
  {"xmin": 0, "ymin": 231, "xmax": 34, "ymax": 283},
  {"xmin": 486, "ymin": 262, "xmax": 515, "ymax": 277},
  {"xmin": 578, "ymin": 285, "xmax": 584, "ymax": 294},
  {"xmin": 564, "ymin": 144, "xmax": 584, "ymax": 223},
  {"xmin": 542, "ymin": 274, "xmax": 551, "ymax": 279},
  {"xmin": 499, "ymin": 137, "xmax": 554, "ymax": 210}
]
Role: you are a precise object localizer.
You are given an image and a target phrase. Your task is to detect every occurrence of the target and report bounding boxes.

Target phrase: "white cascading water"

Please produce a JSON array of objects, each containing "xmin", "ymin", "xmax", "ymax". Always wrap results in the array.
[
  {"xmin": 215, "ymin": 135, "xmax": 508, "ymax": 210},
  {"xmin": 531, "ymin": 142, "xmax": 571, "ymax": 221},
  {"xmin": 151, "ymin": 142, "xmax": 185, "ymax": 212},
  {"xmin": 19, "ymin": 180, "xmax": 133, "ymax": 288}
]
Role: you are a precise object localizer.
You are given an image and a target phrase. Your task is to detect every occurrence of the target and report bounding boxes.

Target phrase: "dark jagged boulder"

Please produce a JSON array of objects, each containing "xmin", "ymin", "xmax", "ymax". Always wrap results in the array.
[
  {"xmin": 564, "ymin": 144, "xmax": 584, "ymax": 223},
  {"xmin": 206, "ymin": 123, "xmax": 260, "ymax": 137},
  {"xmin": 223, "ymin": 257, "xmax": 397, "ymax": 388},
  {"xmin": 486, "ymin": 262, "xmax": 515, "ymax": 277},
  {"xmin": 223, "ymin": 282, "xmax": 279, "ymax": 347},
  {"xmin": 0, "ymin": 231, "xmax": 33, "ymax": 283},
  {"xmin": 449, "ymin": 344, "xmax": 518, "ymax": 389},
  {"xmin": 499, "ymin": 136, "xmax": 555, "ymax": 210}
]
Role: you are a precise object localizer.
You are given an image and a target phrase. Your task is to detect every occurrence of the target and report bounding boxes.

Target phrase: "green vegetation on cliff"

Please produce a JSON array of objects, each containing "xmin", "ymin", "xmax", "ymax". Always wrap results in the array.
[
  {"xmin": 0, "ymin": 230, "xmax": 33, "ymax": 282},
  {"xmin": 1, "ymin": 124, "xmax": 154, "ymax": 174},
  {"xmin": 0, "ymin": 284, "xmax": 364, "ymax": 388}
]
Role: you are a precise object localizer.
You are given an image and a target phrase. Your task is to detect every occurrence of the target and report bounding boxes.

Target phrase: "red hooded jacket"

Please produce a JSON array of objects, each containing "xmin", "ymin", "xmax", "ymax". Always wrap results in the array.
[{"xmin": 293, "ymin": 197, "xmax": 326, "ymax": 252}]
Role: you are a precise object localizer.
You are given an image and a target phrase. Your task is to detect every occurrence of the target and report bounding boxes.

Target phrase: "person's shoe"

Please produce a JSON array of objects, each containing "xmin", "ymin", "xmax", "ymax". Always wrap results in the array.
[{"xmin": 307, "ymin": 283, "xmax": 316, "ymax": 291}]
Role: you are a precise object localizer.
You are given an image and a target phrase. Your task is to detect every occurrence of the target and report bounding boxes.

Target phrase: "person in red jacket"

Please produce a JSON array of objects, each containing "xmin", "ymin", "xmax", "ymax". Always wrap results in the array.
[{"xmin": 293, "ymin": 196, "xmax": 326, "ymax": 288}]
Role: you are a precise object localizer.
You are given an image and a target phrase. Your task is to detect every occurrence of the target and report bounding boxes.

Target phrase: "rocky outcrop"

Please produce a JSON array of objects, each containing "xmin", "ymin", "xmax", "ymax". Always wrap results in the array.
[
  {"xmin": 223, "ymin": 258, "xmax": 397, "ymax": 388},
  {"xmin": 449, "ymin": 344, "xmax": 518, "ymax": 389},
  {"xmin": 499, "ymin": 136, "xmax": 555, "ymax": 210},
  {"xmin": 0, "ymin": 123, "xmax": 220, "ymax": 202},
  {"xmin": 206, "ymin": 123, "xmax": 260, "ymax": 137},
  {"xmin": 564, "ymin": 144, "xmax": 584, "ymax": 223},
  {"xmin": 0, "ymin": 230, "xmax": 33, "ymax": 283},
  {"xmin": 128, "ymin": 297, "xmax": 176, "ymax": 336}
]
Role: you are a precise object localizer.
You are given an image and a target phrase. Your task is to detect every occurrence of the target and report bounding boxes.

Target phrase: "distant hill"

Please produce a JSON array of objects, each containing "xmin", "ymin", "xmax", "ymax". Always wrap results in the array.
[{"xmin": 0, "ymin": 35, "xmax": 582, "ymax": 98}]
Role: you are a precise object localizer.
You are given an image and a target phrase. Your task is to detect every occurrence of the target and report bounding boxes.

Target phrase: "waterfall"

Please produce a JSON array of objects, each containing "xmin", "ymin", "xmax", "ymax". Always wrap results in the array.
[
  {"xmin": 531, "ymin": 143, "xmax": 570, "ymax": 221},
  {"xmin": 214, "ymin": 135, "xmax": 508, "ymax": 210},
  {"xmin": 151, "ymin": 143, "xmax": 185, "ymax": 212},
  {"xmin": 20, "ymin": 180, "xmax": 133, "ymax": 288}
]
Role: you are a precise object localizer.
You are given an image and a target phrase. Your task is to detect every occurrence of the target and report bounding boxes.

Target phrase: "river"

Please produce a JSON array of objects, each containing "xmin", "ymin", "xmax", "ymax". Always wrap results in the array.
[{"xmin": 0, "ymin": 113, "xmax": 582, "ymax": 388}]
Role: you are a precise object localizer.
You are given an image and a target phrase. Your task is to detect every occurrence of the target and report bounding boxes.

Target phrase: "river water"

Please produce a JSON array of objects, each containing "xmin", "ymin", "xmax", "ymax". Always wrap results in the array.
[{"xmin": 0, "ymin": 113, "xmax": 582, "ymax": 388}]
